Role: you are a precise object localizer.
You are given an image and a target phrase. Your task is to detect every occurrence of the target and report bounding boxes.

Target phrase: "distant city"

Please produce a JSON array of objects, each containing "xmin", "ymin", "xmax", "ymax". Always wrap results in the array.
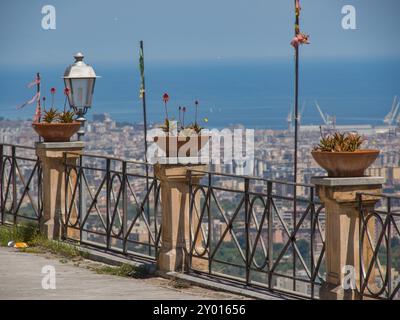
[{"xmin": 1, "ymin": 112, "xmax": 399, "ymax": 194}]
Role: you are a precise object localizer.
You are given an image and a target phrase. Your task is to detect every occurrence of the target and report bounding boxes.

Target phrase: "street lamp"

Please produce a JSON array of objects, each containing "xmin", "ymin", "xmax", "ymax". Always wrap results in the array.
[{"xmin": 63, "ymin": 52, "xmax": 99, "ymax": 140}]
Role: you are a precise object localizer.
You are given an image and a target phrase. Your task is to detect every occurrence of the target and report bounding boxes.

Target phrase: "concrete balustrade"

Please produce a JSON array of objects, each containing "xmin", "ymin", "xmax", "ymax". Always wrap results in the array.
[
  {"xmin": 36, "ymin": 142, "xmax": 84, "ymax": 239},
  {"xmin": 34, "ymin": 141, "xmax": 387, "ymax": 300},
  {"xmin": 154, "ymin": 163, "xmax": 208, "ymax": 272},
  {"xmin": 311, "ymin": 176, "xmax": 384, "ymax": 300}
]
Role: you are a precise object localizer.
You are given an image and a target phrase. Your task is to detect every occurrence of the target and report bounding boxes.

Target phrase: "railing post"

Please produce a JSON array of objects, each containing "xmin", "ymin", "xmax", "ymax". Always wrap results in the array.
[
  {"xmin": 188, "ymin": 169, "xmax": 193, "ymax": 270},
  {"xmin": 207, "ymin": 172, "xmax": 212, "ymax": 275},
  {"xmin": 0, "ymin": 144, "xmax": 3, "ymax": 224},
  {"xmin": 154, "ymin": 163, "xmax": 207, "ymax": 272},
  {"xmin": 122, "ymin": 161, "xmax": 128, "ymax": 254},
  {"xmin": 312, "ymin": 176, "xmax": 384, "ymax": 300},
  {"xmin": 37, "ymin": 155, "xmax": 42, "ymax": 223},
  {"xmin": 309, "ymin": 186, "xmax": 315, "ymax": 299},
  {"xmin": 244, "ymin": 177, "xmax": 250, "ymax": 285},
  {"xmin": 106, "ymin": 158, "xmax": 111, "ymax": 250},
  {"xmin": 357, "ymin": 193, "xmax": 364, "ymax": 299},
  {"xmin": 62, "ymin": 152, "xmax": 68, "ymax": 240},
  {"xmin": 387, "ymin": 197, "xmax": 392, "ymax": 299},
  {"xmin": 12, "ymin": 146, "xmax": 17, "ymax": 225},
  {"xmin": 267, "ymin": 181, "xmax": 273, "ymax": 289},
  {"xmin": 36, "ymin": 142, "xmax": 84, "ymax": 239},
  {"xmin": 77, "ymin": 155, "xmax": 84, "ymax": 243}
]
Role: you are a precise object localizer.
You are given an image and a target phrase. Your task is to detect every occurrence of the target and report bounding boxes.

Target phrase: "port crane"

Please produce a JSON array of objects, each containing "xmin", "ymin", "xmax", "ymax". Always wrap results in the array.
[
  {"xmin": 384, "ymin": 96, "xmax": 399, "ymax": 126},
  {"xmin": 287, "ymin": 101, "xmax": 306, "ymax": 131},
  {"xmin": 314, "ymin": 100, "xmax": 336, "ymax": 131}
]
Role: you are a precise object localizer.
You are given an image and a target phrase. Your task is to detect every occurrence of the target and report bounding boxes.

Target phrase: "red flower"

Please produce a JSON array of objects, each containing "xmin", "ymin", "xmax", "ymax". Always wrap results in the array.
[
  {"xmin": 195, "ymin": 100, "xmax": 199, "ymax": 105},
  {"xmin": 42, "ymin": 97, "xmax": 46, "ymax": 101},
  {"xmin": 50, "ymin": 87, "xmax": 56, "ymax": 94},
  {"xmin": 163, "ymin": 93, "xmax": 169, "ymax": 103},
  {"xmin": 64, "ymin": 87, "xmax": 70, "ymax": 95},
  {"xmin": 183, "ymin": 107, "xmax": 186, "ymax": 112}
]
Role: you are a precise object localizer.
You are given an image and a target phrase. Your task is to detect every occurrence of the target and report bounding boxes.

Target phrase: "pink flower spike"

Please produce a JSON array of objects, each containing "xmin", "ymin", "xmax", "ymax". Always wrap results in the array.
[{"xmin": 291, "ymin": 36, "xmax": 299, "ymax": 48}]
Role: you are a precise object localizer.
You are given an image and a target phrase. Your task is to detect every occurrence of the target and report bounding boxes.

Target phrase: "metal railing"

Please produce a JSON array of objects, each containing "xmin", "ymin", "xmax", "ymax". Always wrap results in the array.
[
  {"xmin": 187, "ymin": 169, "xmax": 326, "ymax": 299},
  {"xmin": 358, "ymin": 192, "xmax": 400, "ymax": 300},
  {"xmin": 2, "ymin": 143, "xmax": 400, "ymax": 300},
  {"xmin": 0, "ymin": 144, "xmax": 42, "ymax": 226},
  {"xmin": 63, "ymin": 152, "xmax": 162, "ymax": 261}
]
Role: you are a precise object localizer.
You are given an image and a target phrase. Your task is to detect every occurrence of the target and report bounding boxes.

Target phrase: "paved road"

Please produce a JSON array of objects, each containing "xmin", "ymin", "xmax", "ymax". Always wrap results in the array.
[{"xmin": 0, "ymin": 247, "xmax": 215, "ymax": 300}]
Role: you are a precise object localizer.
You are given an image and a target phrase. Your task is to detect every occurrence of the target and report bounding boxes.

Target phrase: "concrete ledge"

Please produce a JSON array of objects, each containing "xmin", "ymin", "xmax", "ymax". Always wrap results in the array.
[
  {"xmin": 159, "ymin": 271, "xmax": 288, "ymax": 301},
  {"xmin": 155, "ymin": 157, "xmax": 209, "ymax": 165},
  {"xmin": 76, "ymin": 245, "xmax": 157, "ymax": 274},
  {"xmin": 35, "ymin": 141, "xmax": 85, "ymax": 149},
  {"xmin": 69, "ymin": 244, "xmax": 286, "ymax": 300},
  {"xmin": 311, "ymin": 176, "xmax": 385, "ymax": 187}
]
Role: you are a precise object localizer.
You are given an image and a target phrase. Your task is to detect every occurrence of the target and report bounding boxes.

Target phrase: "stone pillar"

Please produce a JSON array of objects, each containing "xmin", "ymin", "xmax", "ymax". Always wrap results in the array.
[
  {"xmin": 36, "ymin": 142, "xmax": 84, "ymax": 239},
  {"xmin": 311, "ymin": 176, "xmax": 384, "ymax": 300},
  {"xmin": 155, "ymin": 163, "xmax": 208, "ymax": 272}
]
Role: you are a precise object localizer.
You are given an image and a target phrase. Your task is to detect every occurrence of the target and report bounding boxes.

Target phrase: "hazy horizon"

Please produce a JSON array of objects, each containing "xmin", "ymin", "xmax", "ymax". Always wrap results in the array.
[{"xmin": 1, "ymin": 0, "xmax": 400, "ymax": 67}]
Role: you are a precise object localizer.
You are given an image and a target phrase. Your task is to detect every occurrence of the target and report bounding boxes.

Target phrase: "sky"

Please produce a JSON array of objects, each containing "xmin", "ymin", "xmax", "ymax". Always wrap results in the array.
[{"xmin": 1, "ymin": 0, "xmax": 400, "ymax": 67}]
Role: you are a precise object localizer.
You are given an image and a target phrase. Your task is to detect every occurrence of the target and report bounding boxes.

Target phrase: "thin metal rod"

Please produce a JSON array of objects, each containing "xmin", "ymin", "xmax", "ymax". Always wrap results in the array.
[
  {"xmin": 140, "ymin": 40, "xmax": 151, "ymax": 256},
  {"xmin": 36, "ymin": 73, "xmax": 42, "ymax": 142},
  {"xmin": 140, "ymin": 41, "xmax": 149, "ymax": 164},
  {"xmin": 293, "ymin": 0, "xmax": 300, "ymax": 292}
]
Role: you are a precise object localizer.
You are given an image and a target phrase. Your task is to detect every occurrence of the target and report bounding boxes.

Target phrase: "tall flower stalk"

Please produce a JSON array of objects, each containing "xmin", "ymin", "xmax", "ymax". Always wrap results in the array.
[
  {"xmin": 50, "ymin": 87, "xmax": 56, "ymax": 109},
  {"xmin": 178, "ymin": 106, "xmax": 182, "ymax": 128},
  {"xmin": 194, "ymin": 100, "xmax": 199, "ymax": 125},
  {"xmin": 162, "ymin": 93, "xmax": 169, "ymax": 120},
  {"xmin": 182, "ymin": 106, "xmax": 186, "ymax": 128},
  {"xmin": 42, "ymin": 97, "xmax": 46, "ymax": 112},
  {"xmin": 63, "ymin": 87, "xmax": 70, "ymax": 112}
]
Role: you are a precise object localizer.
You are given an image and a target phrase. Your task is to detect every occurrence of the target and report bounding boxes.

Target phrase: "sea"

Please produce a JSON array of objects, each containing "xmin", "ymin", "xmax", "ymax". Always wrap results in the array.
[{"xmin": 0, "ymin": 58, "xmax": 399, "ymax": 130}]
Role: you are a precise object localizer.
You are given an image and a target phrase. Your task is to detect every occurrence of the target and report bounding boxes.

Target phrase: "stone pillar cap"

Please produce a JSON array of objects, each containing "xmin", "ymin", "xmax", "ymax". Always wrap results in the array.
[
  {"xmin": 35, "ymin": 141, "xmax": 85, "ymax": 150},
  {"xmin": 311, "ymin": 176, "xmax": 385, "ymax": 187}
]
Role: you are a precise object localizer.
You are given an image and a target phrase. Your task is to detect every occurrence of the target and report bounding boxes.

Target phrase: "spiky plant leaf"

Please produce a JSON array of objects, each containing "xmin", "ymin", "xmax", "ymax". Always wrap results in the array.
[
  {"xmin": 58, "ymin": 111, "xmax": 75, "ymax": 123},
  {"xmin": 313, "ymin": 132, "xmax": 364, "ymax": 152},
  {"xmin": 43, "ymin": 108, "xmax": 58, "ymax": 123}
]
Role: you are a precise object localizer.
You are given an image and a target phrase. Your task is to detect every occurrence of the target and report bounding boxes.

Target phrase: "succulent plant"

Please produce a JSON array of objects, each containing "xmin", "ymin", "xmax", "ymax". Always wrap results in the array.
[
  {"xmin": 187, "ymin": 122, "xmax": 203, "ymax": 134},
  {"xmin": 313, "ymin": 132, "xmax": 364, "ymax": 152},
  {"xmin": 42, "ymin": 108, "xmax": 58, "ymax": 123},
  {"xmin": 58, "ymin": 110, "xmax": 75, "ymax": 123},
  {"xmin": 160, "ymin": 118, "xmax": 175, "ymax": 133}
]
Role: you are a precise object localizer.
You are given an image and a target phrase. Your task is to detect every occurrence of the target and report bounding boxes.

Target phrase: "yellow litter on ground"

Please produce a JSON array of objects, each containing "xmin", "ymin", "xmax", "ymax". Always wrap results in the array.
[{"xmin": 14, "ymin": 242, "xmax": 28, "ymax": 249}]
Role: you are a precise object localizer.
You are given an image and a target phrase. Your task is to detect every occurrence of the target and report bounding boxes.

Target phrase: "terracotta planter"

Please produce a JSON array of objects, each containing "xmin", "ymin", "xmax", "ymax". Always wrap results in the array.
[
  {"xmin": 311, "ymin": 150, "xmax": 380, "ymax": 177},
  {"xmin": 154, "ymin": 135, "xmax": 210, "ymax": 157},
  {"xmin": 32, "ymin": 122, "xmax": 81, "ymax": 142}
]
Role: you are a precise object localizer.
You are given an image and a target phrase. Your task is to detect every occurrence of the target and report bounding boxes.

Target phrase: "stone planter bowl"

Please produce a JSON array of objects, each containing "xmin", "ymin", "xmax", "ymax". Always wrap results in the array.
[
  {"xmin": 311, "ymin": 150, "xmax": 380, "ymax": 177},
  {"xmin": 154, "ymin": 135, "xmax": 210, "ymax": 157},
  {"xmin": 32, "ymin": 122, "xmax": 81, "ymax": 142}
]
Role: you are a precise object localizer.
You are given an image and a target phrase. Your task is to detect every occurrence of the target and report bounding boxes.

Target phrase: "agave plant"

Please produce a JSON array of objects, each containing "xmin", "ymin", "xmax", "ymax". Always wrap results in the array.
[
  {"xmin": 160, "ymin": 118, "xmax": 175, "ymax": 133},
  {"xmin": 187, "ymin": 122, "xmax": 203, "ymax": 134},
  {"xmin": 313, "ymin": 132, "xmax": 364, "ymax": 152},
  {"xmin": 58, "ymin": 110, "xmax": 75, "ymax": 123},
  {"xmin": 42, "ymin": 108, "xmax": 58, "ymax": 123}
]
